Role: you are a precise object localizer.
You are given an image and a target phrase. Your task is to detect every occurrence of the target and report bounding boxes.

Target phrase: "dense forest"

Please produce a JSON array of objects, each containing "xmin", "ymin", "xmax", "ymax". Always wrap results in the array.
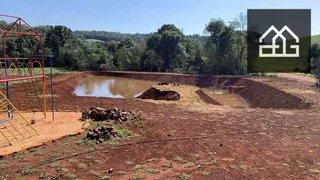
[{"xmin": 0, "ymin": 13, "xmax": 320, "ymax": 79}]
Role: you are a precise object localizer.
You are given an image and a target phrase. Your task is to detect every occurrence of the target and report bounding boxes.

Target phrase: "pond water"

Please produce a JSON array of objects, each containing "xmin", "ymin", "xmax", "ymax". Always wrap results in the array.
[
  {"xmin": 74, "ymin": 76, "xmax": 156, "ymax": 98},
  {"xmin": 201, "ymin": 88, "xmax": 248, "ymax": 107}
]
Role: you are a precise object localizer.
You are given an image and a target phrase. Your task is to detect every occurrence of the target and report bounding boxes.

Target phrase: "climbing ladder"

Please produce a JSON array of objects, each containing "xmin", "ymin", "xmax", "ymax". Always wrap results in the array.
[
  {"xmin": 21, "ymin": 78, "xmax": 44, "ymax": 113},
  {"xmin": 17, "ymin": 60, "xmax": 44, "ymax": 114},
  {"xmin": 0, "ymin": 90, "xmax": 38, "ymax": 147}
]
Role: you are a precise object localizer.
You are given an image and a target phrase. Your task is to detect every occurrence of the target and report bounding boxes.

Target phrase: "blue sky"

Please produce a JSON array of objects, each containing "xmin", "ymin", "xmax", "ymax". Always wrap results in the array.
[{"xmin": 1, "ymin": 0, "xmax": 319, "ymax": 35}]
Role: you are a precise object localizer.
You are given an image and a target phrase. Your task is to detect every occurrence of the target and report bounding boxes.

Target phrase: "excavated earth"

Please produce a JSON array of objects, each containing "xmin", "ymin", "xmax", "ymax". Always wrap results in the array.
[{"xmin": 0, "ymin": 71, "xmax": 320, "ymax": 180}]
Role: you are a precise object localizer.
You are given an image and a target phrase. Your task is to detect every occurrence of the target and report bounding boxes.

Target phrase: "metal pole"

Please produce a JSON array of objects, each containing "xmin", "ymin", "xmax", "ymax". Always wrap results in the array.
[
  {"xmin": 3, "ymin": 37, "xmax": 10, "ymax": 118},
  {"xmin": 49, "ymin": 56, "xmax": 54, "ymax": 121}
]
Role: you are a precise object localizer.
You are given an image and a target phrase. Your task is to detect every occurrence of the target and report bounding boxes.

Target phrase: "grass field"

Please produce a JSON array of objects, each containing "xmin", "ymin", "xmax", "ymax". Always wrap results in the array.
[
  {"xmin": 8, "ymin": 67, "xmax": 75, "ymax": 75},
  {"xmin": 293, "ymin": 72, "xmax": 314, "ymax": 77},
  {"xmin": 312, "ymin": 34, "xmax": 320, "ymax": 43},
  {"xmin": 41, "ymin": 67, "xmax": 75, "ymax": 74},
  {"xmin": 84, "ymin": 39, "xmax": 105, "ymax": 43}
]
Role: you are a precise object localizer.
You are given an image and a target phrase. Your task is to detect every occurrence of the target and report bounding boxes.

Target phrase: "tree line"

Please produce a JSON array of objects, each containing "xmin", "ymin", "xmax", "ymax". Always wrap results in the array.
[{"xmin": 0, "ymin": 14, "xmax": 320, "ymax": 81}]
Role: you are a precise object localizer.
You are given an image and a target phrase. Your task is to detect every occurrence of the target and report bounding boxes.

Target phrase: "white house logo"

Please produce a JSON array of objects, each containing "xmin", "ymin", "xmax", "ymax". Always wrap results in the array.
[{"xmin": 259, "ymin": 25, "xmax": 299, "ymax": 57}]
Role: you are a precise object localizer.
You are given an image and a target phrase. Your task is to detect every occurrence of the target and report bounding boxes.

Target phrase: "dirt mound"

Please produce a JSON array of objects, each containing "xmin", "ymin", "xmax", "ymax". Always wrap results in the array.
[
  {"xmin": 196, "ymin": 90, "xmax": 221, "ymax": 105},
  {"xmin": 137, "ymin": 87, "xmax": 180, "ymax": 101}
]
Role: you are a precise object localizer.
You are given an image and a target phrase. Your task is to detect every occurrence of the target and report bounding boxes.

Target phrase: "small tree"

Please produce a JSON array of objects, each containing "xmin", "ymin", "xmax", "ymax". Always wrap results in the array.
[
  {"xmin": 312, "ymin": 58, "xmax": 320, "ymax": 85},
  {"xmin": 311, "ymin": 43, "xmax": 320, "ymax": 86}
]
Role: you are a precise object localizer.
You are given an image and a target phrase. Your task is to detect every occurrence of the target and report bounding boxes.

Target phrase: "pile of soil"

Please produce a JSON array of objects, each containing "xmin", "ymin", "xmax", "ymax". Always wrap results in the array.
[
  {"xmin": 196, "ymin": 90, "xmax": 221, "ymax": 105},
  {"xmin": 82, "ymin": 106, "xmax": 141, "ymax": 122},
  {"xmin": 86, "ymin": 125, "xmax": 117, "ymax": 143},
  {"xmin": 137, "ymin": 87, "xmax": 180, "ymax": 101}
]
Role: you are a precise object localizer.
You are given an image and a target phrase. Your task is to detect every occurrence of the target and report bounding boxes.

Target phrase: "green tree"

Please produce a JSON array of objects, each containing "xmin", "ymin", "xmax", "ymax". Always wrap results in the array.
[
  {"xmin": 311, "ymin": 43, "xmax": 320, "ymax": 83},
  {"xmin": 147, "ymin": 24, "xmax": 185, "ymax": 71},
  {"xmin": 44, "ymin": 26, "xmax": 74, "ymax": 67},
  {"xmin": 204, "ymin": 18, "xmax": 246, "ymax": 74}
]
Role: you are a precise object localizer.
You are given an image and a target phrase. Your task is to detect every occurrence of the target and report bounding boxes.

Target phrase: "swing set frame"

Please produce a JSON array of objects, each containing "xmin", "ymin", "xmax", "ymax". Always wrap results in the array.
[{"xmin": 0, "ymin": 14, "xmax": 54, "ymax": 146}]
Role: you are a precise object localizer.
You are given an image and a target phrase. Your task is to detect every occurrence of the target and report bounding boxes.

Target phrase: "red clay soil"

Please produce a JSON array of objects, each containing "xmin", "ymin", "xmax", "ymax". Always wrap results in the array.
[
  {"xmin": 0, "ymin": 71, "xmax": 319, "ymax": 180},
  {"xmin": 196, "ymin": 89, "xmax": 221, "ymax": 105}
]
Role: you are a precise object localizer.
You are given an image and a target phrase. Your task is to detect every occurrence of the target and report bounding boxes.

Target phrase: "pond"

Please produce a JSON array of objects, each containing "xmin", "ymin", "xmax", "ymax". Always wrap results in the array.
[
  {"xmin": 201, "ymin": 88, "xmax": 248, "ymax": 107},
  {"xmin": 74, "ymin": 76, "xmax": 156, "ymax": 98}
]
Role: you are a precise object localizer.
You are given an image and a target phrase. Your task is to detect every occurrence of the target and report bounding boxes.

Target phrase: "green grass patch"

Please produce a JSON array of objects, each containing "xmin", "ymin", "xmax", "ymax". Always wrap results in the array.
[
  {"xmin": 117, "ymin": 170, "xmax": 127, "ymax": 175},
  {"xmin": 88, "ymin": 170, "xmax": 101, "ymax": 177},
  {"xmin": 179, "ymin": 173, "xmax": 191, "ymax": 180},
  {"xmin": 161, "ymin": 163, "xmax": 173, "ymax": 168},
  {"xmin": 174, "ymin": 157, "xmax": 183, "ymax": 162},
  {"xmin": 0, "ymin": 163, "xmax": 13, "ymax": 169},
  {"xmin": 21, "ymin": 167, "xmax": 39, "ymax": 175},
  {"xmin": 293, "ymin": 73, "xmax": 314, "ymax": 77},
  {"xmin": 0, "ymin": 173, "xmax": 10, "ymax": 179},
  {"xmin": 113, "ymin": 126, "xmax": 132, "ymax": 138},
  {"xmin": 76, "ymin": 163, "xmax": 87, "ymax": 170},
  {"xmin": 38, "ymin": 160, "xmax": 48, "ymax": 165},
  {"xmin": 201, "ymin": 171, "xmax": 210, "ymax": 176},
  {"xmin": 145, "ymin": 168, "xmax": 160, "ymax": 174},
  {"xmin": 12, "ymin": 152, "xmax": 24, "ymax": 159},
  {"xmin": 184, "ymin": 162, "xmax": 195, "ymax": 168},
  {"xmin": 131, "ymin": 174, "xmax": 143, "ymax": 180},
  {"xmin": 65, "ymin": 173, "xmax": 76, "ymax": 179},
  {"xmin": 101, "ymin": 176, "xmax": 110, "ymax": 180},
  {"xmin": 39, "ymin": 171, "xmax": 49, "ymax": 179},
  {"xmin": 48, "ymin": 163, "xmax": 61, "ymax": 169},
  {"xmin": 49, "ymin": 154, "xmax": 59, "ymax": 158},
  {"xmin": 147, "ymin": 158, "xmax": 159, "ymax": 163},
  {"xmin": 68, "ymin": 159, "xmax": 78, "ymax": 164},
  {"xmin": 203, "ymin": 159, "xmax": 217, "ymax": 165},
  {"xmin": 133, "ymin": 164, "xmax": 146, "ymax": 170}
]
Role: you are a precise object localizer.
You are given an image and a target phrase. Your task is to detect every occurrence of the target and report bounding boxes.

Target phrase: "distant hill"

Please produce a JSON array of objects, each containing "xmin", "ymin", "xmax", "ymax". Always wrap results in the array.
[
  {"xmin": 73, "ymin": 30, "xmax": 151, "ymax": 43},
  {"xmin": 312, "ymin": 34, "xmax": 320, "ymax": 43},
  {"xmin": 73, "ymin": 30, "xmax": 207, "ymax": 44}
]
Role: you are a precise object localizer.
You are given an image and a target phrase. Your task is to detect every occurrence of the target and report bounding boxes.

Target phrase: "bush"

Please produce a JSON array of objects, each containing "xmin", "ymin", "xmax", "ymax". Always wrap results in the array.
[{"xmin": 312, "ymin": 58, "xmax": 320, "ymax": 83}]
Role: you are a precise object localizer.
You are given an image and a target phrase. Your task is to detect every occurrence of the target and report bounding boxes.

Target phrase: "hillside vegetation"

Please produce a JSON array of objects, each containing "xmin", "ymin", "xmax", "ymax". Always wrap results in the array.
[{"xmin": 0, "ymin": 15, "xmax": 319, "ymax": 79}]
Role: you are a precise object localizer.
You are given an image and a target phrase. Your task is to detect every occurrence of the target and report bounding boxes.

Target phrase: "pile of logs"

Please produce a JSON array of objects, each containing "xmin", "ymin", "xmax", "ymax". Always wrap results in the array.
[
  {"xmin": 86, "ymin": 125, "xmax": 117, "ymax": 143},
  {"xmin": 82, "ymin": 107, "xmax": 141, "ymax": 122}
]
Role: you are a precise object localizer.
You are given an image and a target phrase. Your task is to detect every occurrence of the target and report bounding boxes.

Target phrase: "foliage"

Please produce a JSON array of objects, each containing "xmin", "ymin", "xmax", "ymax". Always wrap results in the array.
[
  {"xmin": 179, "ymin": 173, "xmax": 191, "ymax": 180},
  {"xmin": 5, "ymin": 13, "xmax": 320, "ymax": 76},
  {"xmin": 112, "ymin": 126, "xmax": 132, "ymax": 138},
  {"xmin": 311, "ymin": 43, "xmax": 320, "ymax": 82}
]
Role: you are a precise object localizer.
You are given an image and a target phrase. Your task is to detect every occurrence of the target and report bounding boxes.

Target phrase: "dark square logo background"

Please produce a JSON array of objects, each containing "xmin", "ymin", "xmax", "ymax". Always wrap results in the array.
[{"xmin": 247, "ymin": 9, "xmax": 311, "ymax": 73}]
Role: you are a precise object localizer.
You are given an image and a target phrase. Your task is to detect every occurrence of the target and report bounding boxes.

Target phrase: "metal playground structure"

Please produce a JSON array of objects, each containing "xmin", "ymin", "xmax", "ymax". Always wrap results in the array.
[{"xmin": 0, "ymin": 14, "xmax": 54, "ymax": 147}]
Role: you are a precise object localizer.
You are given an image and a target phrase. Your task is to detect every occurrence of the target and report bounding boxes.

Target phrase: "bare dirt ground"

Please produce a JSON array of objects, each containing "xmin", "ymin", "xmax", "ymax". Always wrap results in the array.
[
  {"xmin": 0, "ymin": 112, "xmax": 88, "ymax": 156},
  {"xmin": 277, "ymin": 73, "xmax": 318, "ymax": 86},
  {"xmin": 0, "ymin": 72, "xmax": 319, "ymax": 180}
]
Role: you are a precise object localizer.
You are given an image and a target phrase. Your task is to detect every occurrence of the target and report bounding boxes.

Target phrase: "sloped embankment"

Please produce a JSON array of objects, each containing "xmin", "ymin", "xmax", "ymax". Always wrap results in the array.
[{"xmin": 97, "ymin": 71, "xmax": 312, "ymax": 109}]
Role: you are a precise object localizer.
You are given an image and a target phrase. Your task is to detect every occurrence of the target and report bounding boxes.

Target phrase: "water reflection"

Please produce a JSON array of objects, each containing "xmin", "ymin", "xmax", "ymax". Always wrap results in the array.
[{"xmin": 74, "ymin": 76, "xmax": 155, "ymax": 98}]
